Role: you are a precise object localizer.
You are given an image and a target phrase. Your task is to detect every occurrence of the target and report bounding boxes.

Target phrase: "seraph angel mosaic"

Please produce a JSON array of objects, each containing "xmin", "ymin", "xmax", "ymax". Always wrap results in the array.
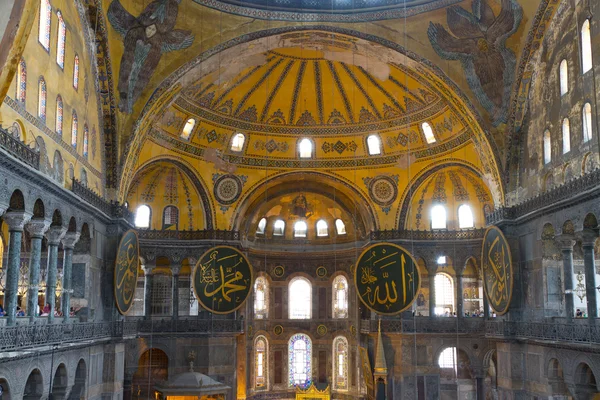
[
  {"xmin": 428, "ymin": 0, "xmax": 522, "ymax": 126},
  {"xmin": 108, "ymin": 0, "xmax": 195, "ymax": 113}
]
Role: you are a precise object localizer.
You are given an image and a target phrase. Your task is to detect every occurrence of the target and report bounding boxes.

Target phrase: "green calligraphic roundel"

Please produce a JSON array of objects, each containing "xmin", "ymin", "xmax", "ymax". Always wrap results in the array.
[
  {"xmin": 481, "ymin": 226, "xmax": 513, "ymax": 315},
  {"xmin": 114, "ymin": 230, "xmax": 140, "ymax": 315},
  {"xmin": 355, "ymin": 243, "xmax": 421, "ymax": 315},
  {"xmin": 192, "ymin": 246, "xmax": 253, "ymax": 314}
]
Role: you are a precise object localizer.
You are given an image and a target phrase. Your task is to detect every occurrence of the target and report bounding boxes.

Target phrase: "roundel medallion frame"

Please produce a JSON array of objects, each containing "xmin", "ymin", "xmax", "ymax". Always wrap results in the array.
[
  {"xmin": 114, "ymin": 229, "xmax": 140, "ymax": 315},
  {"xmin": 481, "ymin": 226, "xmax": 513, "ymax": 316},
  {"xmin": 192, "ymin": 245, "xmax": 254, "ymax": 314},
  {"xmin": 354, "ymin": 242, "xmax": 421, "ymax": 315},
  {"xmin": 368, "ymin": 176, "xmax": 398, "ymax": 207},
  {"xmin": 214, "ymin": 174, "xmax": 243, "ymax": 205}
]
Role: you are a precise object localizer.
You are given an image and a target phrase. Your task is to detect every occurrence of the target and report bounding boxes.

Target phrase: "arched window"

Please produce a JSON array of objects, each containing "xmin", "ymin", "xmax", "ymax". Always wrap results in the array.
[
  {"xmin": 73, "ymin": 55, "xmax": 79, "ymax": 90},
  {"xmin": 559, "ymin": 60, "xmax": 569, "ymax": 96},
  {"xmin": 256, "ymin": 217, "xmax": 267, "ymax": 235},
  {"xmin": 437, "ymin": 256, "xmax": 447, "ymax": 266},
  {"xmin": 582, "ymin": 20, "xmax": 593, "ymax": 74},
  {"xmin": 335, "ymin": 219, "xmax": 346, "ymax": 235},
  {"xmin": 135, "ymin": 205, "xmax": 151, "ymax": 228},
  {"xmin": 367, "ymin": 134, "xmax": 381, "ymax": 155},
  {"xmin": 299, "ymin": 138, "xmax": 313, "ymax": 158},
  {"xmin": 544, "ymin": 130, "xmax": 552, "ymax": 164},
  {"xmin": 71, "ymin": 111, "xmax": 78, "ymax": 148},
  {"xmin": 16, "ymin": 58, "xmax": 26, "ymax": 103},
  {"xmin": 294, "ymin": 221, "xmax": 307, "ymax": 238},
  {"xmin": 438, "ymin": 347, "xmax": 457, "ymax": 371},
  {"xmin": 80, "ymin": 168, "xmax": 88, "ymax": 187},
  {"xmin": 434, "ymin": 273, "xmax": 454, "ymax": 316},
  {"xmin": 231, "ymin": 133, "xmax": 245, "ymax": 152},
  {"xmin": 55, "ymin": 95, "xmax": 63, "ymax": 135},
  {"xmin": 38, "ymin": 0, "xmax": 51, "ymax": 50},
  {"xmin": 332, "ymin": 275, "xmax": 348, "ymax": 318},
  {"xmin": 255, "ymin": 336, "xmax": 268, "ymax": 388},
  {"xmin": 458, "ymin": 204, "xmax": 474, "ymax": 229},
  {"xmin": 333, "ymin": 336, "xmax": 349, "ymax": 390},
  {"xmin": 431, "ymin": 204, "xmax": 447, "ymax": 229},
  {"xmin": 56, "ymin": 11, "xmax": 66, "ymax": 68},
  {"xmin": 83, "ymin": 125, "xmax": 89, "ymax": 158},
  {"xmin": 583, "ymin": 103, "xmax": 593, "ymax": 143},
  {"xmin": 288, "ymin": 334, "xmax": 312, "ymax": 387},
  {"xmin": 422, "ymin": 122, "xmax": 436, "ymax": 144},
  {"xmin": 162, "ymin": 206, "xmax": 179, "ymax": 230},
  {"xmin": 273, "ymin": 219, "xmax": 285, "ymax": 236},
  {"xmin": 289, "ymin": 277, "xmax": 311, "ymax": 319},
  {"xmin": 181, "ymin": 118, "xmax": 195, "ymax": 140},
  {"xmin": 316, "ymin": 219, "xmax": 328, "ymax": 237},
  {"xmin": 38, "ymin": 77, "xmax": 47, "ymax": 121},
  {"xmin": 562, "ymin": 118, "xmax": 570, "ymax": 154},
  {"xmin": 254, "ymin": 276, "xmax": 268, "ymax": 319}
]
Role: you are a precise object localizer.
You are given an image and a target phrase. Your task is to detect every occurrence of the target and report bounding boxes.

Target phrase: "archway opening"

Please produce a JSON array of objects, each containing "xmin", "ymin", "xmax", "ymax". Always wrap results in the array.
[{"xmin": 23, "ymin": 369, "xmax": 43, "ymax": 400}]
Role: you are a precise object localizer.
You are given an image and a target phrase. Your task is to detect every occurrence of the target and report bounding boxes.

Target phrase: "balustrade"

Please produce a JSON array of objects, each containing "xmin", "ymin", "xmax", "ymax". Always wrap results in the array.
[{"xmin": 0, "ymin": 125, "xmax": 40, "ymax": 169}]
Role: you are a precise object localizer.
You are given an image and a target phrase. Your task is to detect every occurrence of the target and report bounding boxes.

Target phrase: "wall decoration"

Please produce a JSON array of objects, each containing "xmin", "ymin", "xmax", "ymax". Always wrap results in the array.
[
  {"xmin": 192, "ymin": 246, "xmax": 253, "ymax": 314},
  {"xmin": 114, "ymin": 230, "xmax": 139, "ymax": 315},
  {"xmin": 363, "ymin": 175, "xmax": 398, "ymax": 214},
  {"xmin": 317, "ymin": 325, "xmax": 327, "ymax": 336},
  {"xmin": 428, "ymin": 0, "xmax": 523, "ymax": 126},
  {"xmin": 107, "ymin": 0, "xmax": 195, "ymax": 113},
  {"xmin": 213, "ymin": 174, "xmax": 246, "ymax": 206},
  {"xmin": 273, "ymin": 325, "xmax": 284, "ymax": 336},
  {"xmin": 316, "ymin": 266, "xmax": 327, "ymax": 278},
  {"xmin": 321, "ymin": 140, "xmax": 358, "ymax": 154},
  {"xmin": 290, "ymin": 194, "xmax": 313, "ymax": 219},
  {"xmin": 481, "ymin": 226, "xmax": 513, "ymax": 315},
  {"xmin": 273, "ymin": 265, "xmax": 285, "ymax": 278},
  {"xmin": 359, "ymin": 347, "xmax": 375, "ymax": 400},
  {"xmin": 355, "ymin": 243, "xmax": 421, "ymax": 315},
  {"xmin": 254, "ymin": 139, "xmax": 289, "ymax": 153}
]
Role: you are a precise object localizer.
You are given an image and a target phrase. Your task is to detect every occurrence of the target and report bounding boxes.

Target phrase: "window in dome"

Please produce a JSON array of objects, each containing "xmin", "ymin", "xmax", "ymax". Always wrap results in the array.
[
  {"xmin": 273, "ymin": 219, "xmax": 285, "ymax": 236},
  {"xmin": 288, "ymin": 334, "xmax": 312, "ymax": 387},
  {"xmin": 73, "ymin": 55, "xmax": 79, "ymax": 90},
  {"xmin": 294, "ymin": 220, "xmax": 308, "ymax": 238},
  {"xmin": 289, "ymin": 277, "xmax": 311, "ymax": 319},
  {"xmin": 458, "ymin": 204, "xmax": 474, "ymax": 229},
  {"xmin": 254, "ymin": 277, "xmax": 268, "ymax": 319},
  {"xmin": 335, "ymin": 219, "xmax": 346, "ymax": 235},
  {"xmin": 38, "ymin": 77, "xmax": 46, "ymax": 122},
  {"xmin": 256, "ymin": 217, "xmax": 267, "ymax": 235},
  {"xmin": 559, "ymin": 60, "xmax": 569, "ymax": 96},
  {"xmin": 333, "ymin": 336, "xmax": 349, "ymax": 390},
  {"xmin": 162, "ymin": 206, "xmax": 179, "ymax": 230},
  {"xmin": 434, "ymin": 273, "xmax": 454, "ymax": 316},
  {"xmin": 71, "ymin": 111, "xmax": 78, "ymax": 149},
  {"xmin": 38, "ymin": 0, "xmax": 51, "ymax": 50},
  {"xmin": 231, "ymin": 133, "xmax": 245, "ymax": 152},
  {"xmin": 332, "ymin": 275, "xmax": 348, "ymax": 319},
  {"xmin": 437, "ymin": 256, "xmax": 447, "ymax": 265},
  {"xmin": 422, "ymin": 122, "xmax": 436, "ymax": 144},
  {"xmin": 438, "ymin": 347, "xmax": 457, "ymax": 371},
  {"xmin": 562, "ymin": 118, "xmax": 571, "ymax": 154},
  {"xmin": 582, "ymin": 20, "xmax": 593, "ymax": 74},
  {"xmin": 299, "ymin": 138, "xmax": 313, "ymax": 158},
  {"xmin": 431, "ymin": 204, "xmax": 447, "ymax": 229},
  {"xmin": 16, "ymin": 58, "xmax": 26, "ymax": 103},
  {"xmin": 83, "ymin": 124, "xmax": 89, "ymax": 159},
  {"xmin": 367, "ymin": 134, "xmax": 381, "ymax": 155},
  {"xmin": 56, "ymin": 11, "xmax": 66, "ymax": 68},
  {"xmin": 135, "ymin": 205, "xmax": 151, "ymax": 228},
  {"xmin": 544, "ymin": 130, "xmax": 552, "ymax": 164},
  {"xmin": 255, "ymin": 336, "xmax": 268, "ymax": 388},
  {"xmin": 316, "ymin": 220, "xmax": 328, "ymax": 237},
  {"xmin": 56, "ymin": 95, "xmax": 63, "ymax": 135},
  {"xmin": 181, "ymin": 118, "xmax": 195, "ymax": 140},
  {"xmin": 583, "ymin": 103, "xmax": 593, "ymax": 143}
]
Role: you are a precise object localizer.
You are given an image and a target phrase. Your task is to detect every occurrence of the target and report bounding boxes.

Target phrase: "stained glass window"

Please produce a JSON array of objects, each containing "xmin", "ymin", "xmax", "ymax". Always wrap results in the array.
[
  {"xmin": 38, "ymin": 77, "xmax": 47, "ymax": 122},
  {"xmin": 289, "ymin": 277, "xmax": 311, "ymax": 319},
  {"xmin": 83, "ymin": 124, "xmax": 89, "ymax": 158},
  {"xmin": 73, "ymin": 55, "xmax": 79, "ymax": 89},
  {"xmin": 55, "ymin": 95, "xmax": 63, "ymax": 135},
  {"xmin": 333, "ymin": 336, "xmax": 349, "ymax": 390},
  {"xmin": 162, "ymin": 206, "xmax": 179, "ymax": 230},
  {"xmin": 255, "ymin": 336, "xmax": 268, "ymax": 388},
  {"xmin": 16, "ymin": 58, "xmax": 26, "ymax": 103},
  {"xmin": 332, "ymin": 275, "xmax": 348, "ymax": 318},
  {"xmin": 288, "ymin": 334, "xmax": 312, "ymax": 387},
  {"xmin": 71, "ymin": 111, "xmax": 78, "ymax": 148},
  {"xmin": 434, "ymin": 273, "xmax": 454, "ymax": 316},
  {"xmin": 56, "ymin": 11, "xmax": 66, "ymax": 68},
  {"xmin": 38, "ymin": 0, "xmax": 51, "ymax": 50},
  {"xmin": 254, "ymin": 276, "xmax": 268, "ymax": 319}
]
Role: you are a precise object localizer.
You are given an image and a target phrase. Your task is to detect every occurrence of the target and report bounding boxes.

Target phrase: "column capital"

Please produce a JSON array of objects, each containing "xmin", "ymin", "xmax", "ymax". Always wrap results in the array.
[
  {"xmin": 3, "ymin": 211, "xmax": 32, "ymax": 231},
  {"xmin": 171, "ymin": 264, "xmax": 182, "ymax": 276},
  {"xmin": 26, "ymin": 218, "xmax": 52, "ymax": 237},
  {"xmin": 142, "ymin": 263, "xmax": 156, "ymax": 275},
  {"xmin": 46, "ymin": 225, "xmax": 67, "ymax": 245},
  {"xmin": 556, "ymin": 235, "xmax": 576, "ymax": 251},
  {"xmin": 61, "ymin": 231, "xmax": 81, "ymax": 249},
  {"xmin": 579, "ymin": 229, "xmax": 599, "ymax": 247}
]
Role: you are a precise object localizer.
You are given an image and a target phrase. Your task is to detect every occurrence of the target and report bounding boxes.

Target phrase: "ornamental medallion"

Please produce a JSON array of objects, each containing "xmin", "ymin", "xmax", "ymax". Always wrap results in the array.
[
  {"xmin": 481, "ymin": 226, "xmax": 513, "ymax": 315},
  {"xmin": 192, "ymin": 246, "xmax": 253, "ymax": 314},
  {"xmin": 114, "ymin": 230, "xmax": 140, "ymax": 315},
  {"xmin": 355, "ymin": 243, "xmax": 420, "ymax": 315}
]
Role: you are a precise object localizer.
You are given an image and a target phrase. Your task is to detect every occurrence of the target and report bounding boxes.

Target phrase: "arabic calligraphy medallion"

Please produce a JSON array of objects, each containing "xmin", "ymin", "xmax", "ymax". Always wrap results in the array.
[
  {"xmin": 354, "ymin": 243, "xmax": 421, "ymax": 315},
  {"xmin": 481, "ymin": 226, "xmax": 513, "ymax": 315},
  {"xmin": 192, "ymin": 246, "xmax": 253, "ymax": 314},
  {"xmin": 114, "ymin": 229, "xmax": 140, "ymax": 315}
]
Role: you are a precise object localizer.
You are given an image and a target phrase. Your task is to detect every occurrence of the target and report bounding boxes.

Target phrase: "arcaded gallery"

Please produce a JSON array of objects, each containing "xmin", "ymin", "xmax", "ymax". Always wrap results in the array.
[{"xmin": 1, "ymin": 0, "xmax": 600, "ymax": 399}]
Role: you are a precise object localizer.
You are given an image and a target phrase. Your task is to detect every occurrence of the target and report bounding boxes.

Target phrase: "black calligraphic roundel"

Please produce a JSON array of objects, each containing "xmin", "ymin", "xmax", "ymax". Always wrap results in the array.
[
  {"xmin": 355, "ymin": 243, "xmax": 421, "ymax": 315},
  {"xmin": 192, "ymin": 246, "xmax": 253, "ymax": 314},
  {"xmin": 114, "ymin": 230, "xmax": 140, "ymax": 315},
  {"xmin": 481, "ymin": 226, "xmax": 513, "ymax": 315}
]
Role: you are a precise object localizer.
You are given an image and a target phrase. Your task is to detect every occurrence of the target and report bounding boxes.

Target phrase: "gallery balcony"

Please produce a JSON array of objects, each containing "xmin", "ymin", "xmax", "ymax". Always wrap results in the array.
[
  {"xmin": 122, "ymin": 317, "xmax": 244, "ymax": 337},
  {"xmin": 360, "ymin": 317, "xmax": 486, "ymax": 335}
]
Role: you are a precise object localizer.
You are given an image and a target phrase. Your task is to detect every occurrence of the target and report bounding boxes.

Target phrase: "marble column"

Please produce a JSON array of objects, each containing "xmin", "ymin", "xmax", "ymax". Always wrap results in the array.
[
  {"xmin": 483, "ymin": 292, "xmax": 490, "ymax": 318},
  {"xmin": 559, "ymin": 238, "xmax": 576, "ymax": 321},
  {"xmin": 427, "ymin": 264, "xmax": 438, "ymax": 317},
  {"xmin": 172, "ymin": 264, "xmax": 181, "ymax": 320},
  {"xmin": 142, "ymin": 264, "xmax": 155, "ymax": 319},
  {"xmin": 581, "ymin": 232, "xmax": 598, "ymax": 320},
  {"xmin": 2, "ymin": 211, "xmax": 31, "ymax": 326},
  {"xmin": 45, "ymin": 226, "xmax": 67, "ymax": 323},
  {"xmin": 61, "ymin": 232, "xmax": 80, "ymax": 323},
  {"xmin": 456, "ymin": 273, "xmax": 464, "ymax": 318},
  {"xmin": 26, "ymin": 219, "xmax": 51, "ymax": 320}
]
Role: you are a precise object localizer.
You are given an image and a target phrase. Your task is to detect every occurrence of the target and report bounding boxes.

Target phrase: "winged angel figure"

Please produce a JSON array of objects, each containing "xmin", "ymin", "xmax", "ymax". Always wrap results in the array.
[
  {"xmin": 108, "ymin": 0, "xmax": 194, "ymax": 113},
  {"xmin": 428, "ymin": 0, "xmax": 522, "ymax": 126}
]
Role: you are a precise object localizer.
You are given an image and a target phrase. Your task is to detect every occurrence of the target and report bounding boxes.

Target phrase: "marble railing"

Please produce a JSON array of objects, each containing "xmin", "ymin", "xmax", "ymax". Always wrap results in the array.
[
  {"xmin": 371, "ymin": 229, "xmax": 485, "ymax": 241},
  {"xmin": 137, "ymin": 229, "xmax": 240, "ymax": 241},
  {"xmin": 71, "ymin": 178, "xmax": 134, "ymax": 223},
  {"xmin": 0, "ymin": 125, "xmax": 40, "ymax": 169},
  {"xmin": 485, "ymin": 320, "xmax": 600, "ymax": 345},
  {"xmin": 360, "ymin": 317, "xmax": 485, "ymax": 334}
]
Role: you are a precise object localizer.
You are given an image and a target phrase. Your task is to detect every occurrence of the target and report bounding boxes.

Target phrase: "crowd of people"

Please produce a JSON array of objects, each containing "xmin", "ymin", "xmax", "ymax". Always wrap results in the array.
[{"xmin": 0, "ymin": 303, "xmax": 80, "ymax": 317}]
